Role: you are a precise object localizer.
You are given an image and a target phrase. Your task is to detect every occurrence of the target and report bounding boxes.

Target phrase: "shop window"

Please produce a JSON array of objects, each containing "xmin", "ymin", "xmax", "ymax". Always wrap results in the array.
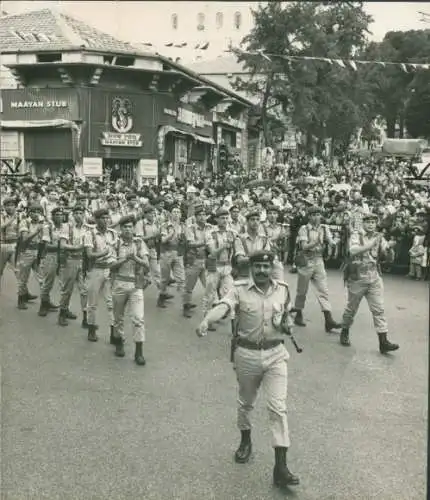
[
  {"xmin": 172, "ymin": 13, "xmax": 178, "ymax": 30},
  {"xmin": 234, "ymin": 11, "xmax": 242, "ymax": 30},
  {"xmin": 216, "ymin": 12, "xmax": 223, "ymax": 29},
  {"xmin": 197, "ymin": 12, "xmax": 205, "ymax": 31}
]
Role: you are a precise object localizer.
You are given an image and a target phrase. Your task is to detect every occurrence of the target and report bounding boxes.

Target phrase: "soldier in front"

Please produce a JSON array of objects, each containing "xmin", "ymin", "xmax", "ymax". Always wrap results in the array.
[
  {"xmin": 340, "ymin": 212, "xmax": 399, "ymax": 354},
  {"xmin": 196, "ymin": 251, "xmax": 300, "ymax": 489},
  {"xmin": 110, "ymin": 215, "xmax": 150, "ymax": 365}
]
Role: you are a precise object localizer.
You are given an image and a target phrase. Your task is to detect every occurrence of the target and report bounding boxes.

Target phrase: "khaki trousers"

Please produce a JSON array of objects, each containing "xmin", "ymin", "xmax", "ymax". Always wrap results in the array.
[
  {"xmin": 234, "ymin": 343, "xmax": 290, "ymax": 448},
  {"xmin": 112, "ymin": 280, "xmax": 145, "ymax": 342},
  {"xmin": 202, "ymin": 264, "xmax": 233, "ymax": 315},
  {"xmin": 59, "ymin": 258, "xmax": 88, "ymax": 311},
  {"xmin": 148, "ymin": 248, "xmax": 161, "ymax": 289},
  {"xmin": 342, "ymin": 274, "xmax": 389, "ymax": 334},
  {"xmin": 16, "ymin": 249, "xmax": 39, "ymax": 295},
  {"xmin": 39, "ymin": 253, "xmax": 57, "ymax": 301},
  {"xmin": 0, "ymin": 242, "xmax": 16, "ymax": 280},
  {"xmin": 294, "ymin": 257, "xmax": 331, "ymax": 312},
  {"xmin": 183, "ymin": 257, "xmax": 206, "ymax": 305},
  {"xmin": 160, "ymin": 250, "xmax": 185, "ymax": 293},
  {"xmin": 86, "ymin": 267, "xmax": 113, "ymax": 326}
]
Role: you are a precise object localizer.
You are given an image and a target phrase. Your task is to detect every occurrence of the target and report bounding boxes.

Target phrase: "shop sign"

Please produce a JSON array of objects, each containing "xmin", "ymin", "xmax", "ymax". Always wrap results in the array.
[
  {"xmin": 164, "ymin": 108, "xmax": 211, "ymax": 128},
  {"xmin": 214, "ymin": 112, "xmax": 245, "ymax": 130},
  {"xmin": 10, "ymin": 100, "xmax": 68, "ymax": 109},
  {"xmin": 101, "ymin": 132, "xmax": 142, "ymax": 147},
  {"xmin": 101, "ymin": 97, "xmax": 142, "ymax": 147},
  {"xmin": 83, "ymin": 157, "xmax": 103, "ymax": 177}
]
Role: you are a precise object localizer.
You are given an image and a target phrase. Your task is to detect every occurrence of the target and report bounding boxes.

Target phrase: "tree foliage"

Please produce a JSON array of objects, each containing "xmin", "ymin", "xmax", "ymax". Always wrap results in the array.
[{"xmin": 231, "ymin": 2, "xmax": 430, "ymax": 148}]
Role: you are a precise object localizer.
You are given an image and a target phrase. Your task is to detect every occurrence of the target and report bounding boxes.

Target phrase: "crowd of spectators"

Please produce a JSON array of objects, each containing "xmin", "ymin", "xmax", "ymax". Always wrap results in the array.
[{"xmin": 1, "ymin": 153, "xmax": 429, "ymax": 279}]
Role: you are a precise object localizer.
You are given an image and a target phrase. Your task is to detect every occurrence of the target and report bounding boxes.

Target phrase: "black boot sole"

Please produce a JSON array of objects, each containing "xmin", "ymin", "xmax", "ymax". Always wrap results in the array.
[{"xmin": 274, "ymin": 476, "xmax": 300, "ymax": 487}]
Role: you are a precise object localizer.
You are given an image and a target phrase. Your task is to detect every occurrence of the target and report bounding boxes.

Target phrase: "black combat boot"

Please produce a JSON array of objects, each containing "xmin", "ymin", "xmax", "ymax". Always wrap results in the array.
[
  {"xmin": 183, "ymin": 304, "xmax": 193, "ymax": 318},
  {"xmin": 157, "ymin": 294, "xmax": 169, "ymax": 308},
  {"xmin": 378, "ymin": 332, "xmax": 399, "ymax": 354},
  {"xmin": 38, "ymin": 299, "xmax": 49, "ymax": 317},
  {"xmin": 24, "ymin": 292, "xmax": 38, "ymax": 302},
  {"xmin": 110, "ymin": 325, "xmax": 118, "ymax": 345},
  {"xmin": 294, "ymin": 310, "xmax": 306, "ymax": 327},
  {"xmin": 81, "ymin": 311, "xmax": 89, "ymax": 329},
  {"xmin": 340, "ymin": 328, "xmax": 351, "ymax": 346},
  {"xmin": 115, "ymin": 338, "xmax": 125, "ymax": 357},
  {"xmin": 87, "ymin": 325, "xmax": 98, "ymax": 342},
  {"xmin": 323, "ymin": 311, "xmax": 342, "ymax": 332},
  {"xmin": 134, "ymin": 342, "xmax": 146, "ymax": 366},
  {"xmin": 273, "ymin": 447, "xmax": 300, "ymax": 487},
  {"xmin": 234, "ymin": 430, "xmax": 252, "ymax": 464},
  {"xmin": 58, "ymin": 309, "xmax": 68, "ymax": 327},
  {"xmin": 17, "ymin": 295, "xmax": 28, "ymax": 310},
  {"xmin": 65, "ymin": 310, "xmax": 77, "ymax": 320}
]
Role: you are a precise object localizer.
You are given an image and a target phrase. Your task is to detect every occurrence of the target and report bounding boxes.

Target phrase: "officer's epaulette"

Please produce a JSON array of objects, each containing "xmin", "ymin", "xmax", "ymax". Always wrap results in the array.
[
  {"xmin": 275, "ymin": 280, "xmax": 290, "ymax": 288},
  {"xmin": 233, "ymin": 279, "xmax": 249, "ymax": 287}
]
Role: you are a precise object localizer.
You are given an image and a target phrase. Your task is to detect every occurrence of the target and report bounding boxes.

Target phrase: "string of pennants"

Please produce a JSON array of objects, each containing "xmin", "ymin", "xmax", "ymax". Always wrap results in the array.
[
  {"xmin": 140, "ymin": 41, "xmax": 210, "ymax": 50},
  {"xmin": 222, "ymin": 48, "xmax": 430, "ymax": 74}
]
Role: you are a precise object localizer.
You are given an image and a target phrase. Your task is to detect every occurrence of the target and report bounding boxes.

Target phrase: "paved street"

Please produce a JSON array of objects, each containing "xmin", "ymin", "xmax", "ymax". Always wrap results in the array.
[{"xmin": 0, "ymin": 268, "xmax": 427, "ymax": 500}]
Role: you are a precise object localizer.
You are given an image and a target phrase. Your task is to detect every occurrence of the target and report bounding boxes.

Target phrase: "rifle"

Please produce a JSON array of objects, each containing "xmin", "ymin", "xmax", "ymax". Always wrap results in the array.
[{"xmin": 14, "ymin": 235, "xmax": 22, "ymax": 266}]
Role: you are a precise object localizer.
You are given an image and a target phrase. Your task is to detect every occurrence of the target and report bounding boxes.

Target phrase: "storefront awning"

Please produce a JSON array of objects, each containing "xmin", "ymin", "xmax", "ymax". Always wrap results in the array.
[
  {"xmin": 161, "ymin": 125, "xmax": 214, "ymax": 145},
  {"xmin": 0, "ymin": 119, "xmax": 78, "ymax": 130}
]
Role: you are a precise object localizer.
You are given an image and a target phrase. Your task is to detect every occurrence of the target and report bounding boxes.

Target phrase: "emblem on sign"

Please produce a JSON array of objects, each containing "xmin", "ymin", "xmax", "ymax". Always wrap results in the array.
[{"xmin": 112, "ymin": 97, "xmax": 133, "ymax": 133}]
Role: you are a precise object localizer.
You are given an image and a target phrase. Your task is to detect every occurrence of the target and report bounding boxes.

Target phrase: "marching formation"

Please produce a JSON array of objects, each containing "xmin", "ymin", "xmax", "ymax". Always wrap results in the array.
[{"xmin": 0, "ymin": 185, "xmax": 400, "ymax": 490}]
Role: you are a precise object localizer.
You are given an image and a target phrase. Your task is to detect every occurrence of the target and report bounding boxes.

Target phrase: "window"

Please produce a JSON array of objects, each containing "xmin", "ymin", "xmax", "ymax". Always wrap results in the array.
[
  {"xmin": 234, "ymin": 11, "xmax": 242, "ymax": 30},
  {"xmin": 216, "ymin": 12, "xmax": 223, "ymax": 28},
  {"xmin": 171, "ymin": 13, "xmax": 178, "ymax": 30},
  {"xmin": 197, "ymin": 12, "xmax": 205, "ymax": 31}
]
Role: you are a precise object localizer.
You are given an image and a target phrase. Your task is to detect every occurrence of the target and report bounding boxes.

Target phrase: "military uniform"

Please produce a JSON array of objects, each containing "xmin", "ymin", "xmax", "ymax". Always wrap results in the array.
[
  {"xmin": 157, "ymin": 215, "xmax": 186, "ymax": 307},
  {"xmin": 182, "ymin": 206, "xmax": 211, "ymax": 317},
  {"xmin": 57, "ymin": 206, "xmax": 88, "ymax": 326},
  {"xmin": 111, "ymin": 217, "xmax": 149, "ymax": 365},
  {"xmin": 202, "ymin": 209, "xmax": 239, "ymax": 320},
  {"xmin": 262, "ymin": 206, "xmax": 288, "ymax": 280},
  {"xmin": 38, "ymin": 207, "xmax": 64, "ymax": 316},
  {"xmin": 0, "ymin": 197, "xmax": 19, "ymax": 282},
  {"xmin": 198, "ymin": 251, "xmax": 299, "ymax": 489},
  {"xmin": 293, "ymin": 207, "xmax": 341, "ymax": 331},
  {"xmin": 16, "ymin": 204, "xmax": 44, "ymax": 308},
  {"xmin": 136, "ymin": 206, "xmax": 161, "ymax": 290},
  {"xmin": 83, "ymin": 208, "xmax": 117, "ymax": 342},
  {"xmin": 340, "ymin": 213, "xmax": 399, "ymax": 354}
]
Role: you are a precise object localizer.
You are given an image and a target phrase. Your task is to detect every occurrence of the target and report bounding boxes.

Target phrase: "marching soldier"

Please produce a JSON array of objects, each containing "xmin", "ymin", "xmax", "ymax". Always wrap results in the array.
[
  {"xmin": 57, "ymin": 205, "xmax": 88, "ymax": 327},
  {"xmin": 182, "ymin": 205, "xmax": 211, "ymax": 318},
  {"xmin": 202, "ymin": 208, "xmax": 240, "ymax": 331},
  {"xmin": 157, "ymin": 206, "xmax": 185, "ymax": 308},
  {"xmin": 0, "ymin": 196, "xmax": 20, "ymax": 285},
  {"xmin": 196, "ymin": 251, "xmax": 300, "ymax": 489},
  {"xmin": 292, "ymin": 206, "xmax": 341, "ymax": 332},
  {"xmin": 16, "ymin": 203, "xmax": 44, "ymax": 308},
  {"xmin": 137, "ymin": 205, "xmax": 161, "ymax": 290},
  {"xmin": 83, "ymin": 208, "xmax": 117, "ymax": 343},
  {"xmin": 340, "ymin": 212, "xmax": 399, "ymax": 353},
  {"xmin": 111, "ymin": 215, "xmax": 150, "ymax": 365},
  {"xmin": 262, "ymin": 205, "xmax": 288, "ymax": 280},
  {"xmin": 37, "ymin": 207, "xmax": 64, "ymax": 317}
]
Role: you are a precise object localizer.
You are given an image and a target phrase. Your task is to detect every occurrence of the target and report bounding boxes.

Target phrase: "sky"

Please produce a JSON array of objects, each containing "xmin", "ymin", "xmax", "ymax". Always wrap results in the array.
[{"xmin": 2, "ymin": 1, "xmax": 428, "ymax": 60}]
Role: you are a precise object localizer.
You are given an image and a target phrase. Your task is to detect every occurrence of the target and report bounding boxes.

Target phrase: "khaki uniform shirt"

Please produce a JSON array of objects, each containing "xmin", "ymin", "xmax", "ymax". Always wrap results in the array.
[
  {"xmin": 83, "ymin": 227, "xmax": 117, "ymax": 267},
  {"xmin": 236, "ymin": 232, "xmax": 272, "ymax": 258},
  {"xmin": 113, "ymin": 237, "xmax": 149, "ymax": 282},
  {"xmin": 206, "ymin": 228, "xmax": 238, "ymax": 264},
  {"xmin": 60, "ymin": 223, "xmax": 87, "ymax": 259},
  {"xmin": 220, "ymin": 277, "xmax": 293, "ymax": 351},
  {"xmin": 185, "ymin": 223, "xmax": 212, "ymax": 259},
  {"xmin": 0, "ymin": 212, "xmax": 20, "ymax": 242},
  {"xmin": 349, "ymin": 231, "xmax": 390, "ymax": 280},
  {"xmin": 19, "ymin": 218, "xmax": 43, "ymax": 249},
  {"xmin": 297, "ymin": 223, "xmax": 334, "ymax": 259}
]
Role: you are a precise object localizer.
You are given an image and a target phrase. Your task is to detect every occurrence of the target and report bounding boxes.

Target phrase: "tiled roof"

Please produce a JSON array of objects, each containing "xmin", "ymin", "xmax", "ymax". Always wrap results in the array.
[{"xmin": 0, "ymin": 8, "xmax": 144, "ymax": 54}]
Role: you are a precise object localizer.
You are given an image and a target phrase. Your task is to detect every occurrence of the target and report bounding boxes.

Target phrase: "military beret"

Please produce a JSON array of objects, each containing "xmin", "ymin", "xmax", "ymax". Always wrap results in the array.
[
  {"xmin": 249, "ymin": 251, "xmax": 275, "ymax": 265},
  {"xmin": 194, "ymin": 205, "xmax": 206, "ymax": 215},
  {"xmin": 3, "ymin": 196, "xmax": 17, "ymax": 206},
  {"xmin": 28, "ymin": 203, "xmax": 43, "ymax": 212},
  {"xmin": 72, "ymin": 205, "xmax": 86, "ymax": 213},
  {"xmin": 266, "ymin": 204, "xmax": 279, "ymax": 213},
  {"xmin": 363, "ymin": 212, "xmax": 378, "ymax": 221},
  {"xmin": 216, "ymin": 208, "xmax": 229, "ymax": 217},
  {"xmin": 118, "ymin": 215, "xmax": 136, "ymax": 226},
  {"xmin": 51, "ymin": 207, "xmax": 64, "ymax": 216},
  {"xmin": 144, "ymin": 205, "xmax": 156, "ymax": 214},
  {"xmin": 246, "ymin": 210, "xmax": 260, "ymax": 220},
  {"xmin": 229, "ymin": 205, "xmax": 240, "ymax": 212},
  {"xmin": 93, "ymin": 208, "xmax": 109, "ymax": 219},
  {"xmin": 308, "ymin": 206, "xmax": 322, "ymax": 215}
]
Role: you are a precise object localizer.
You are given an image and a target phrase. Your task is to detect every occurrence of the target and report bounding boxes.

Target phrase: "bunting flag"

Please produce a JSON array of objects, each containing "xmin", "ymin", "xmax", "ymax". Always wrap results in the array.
[{"xmin": 225, "ymin": 48, "xmax": 430, "ymax": 72}]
